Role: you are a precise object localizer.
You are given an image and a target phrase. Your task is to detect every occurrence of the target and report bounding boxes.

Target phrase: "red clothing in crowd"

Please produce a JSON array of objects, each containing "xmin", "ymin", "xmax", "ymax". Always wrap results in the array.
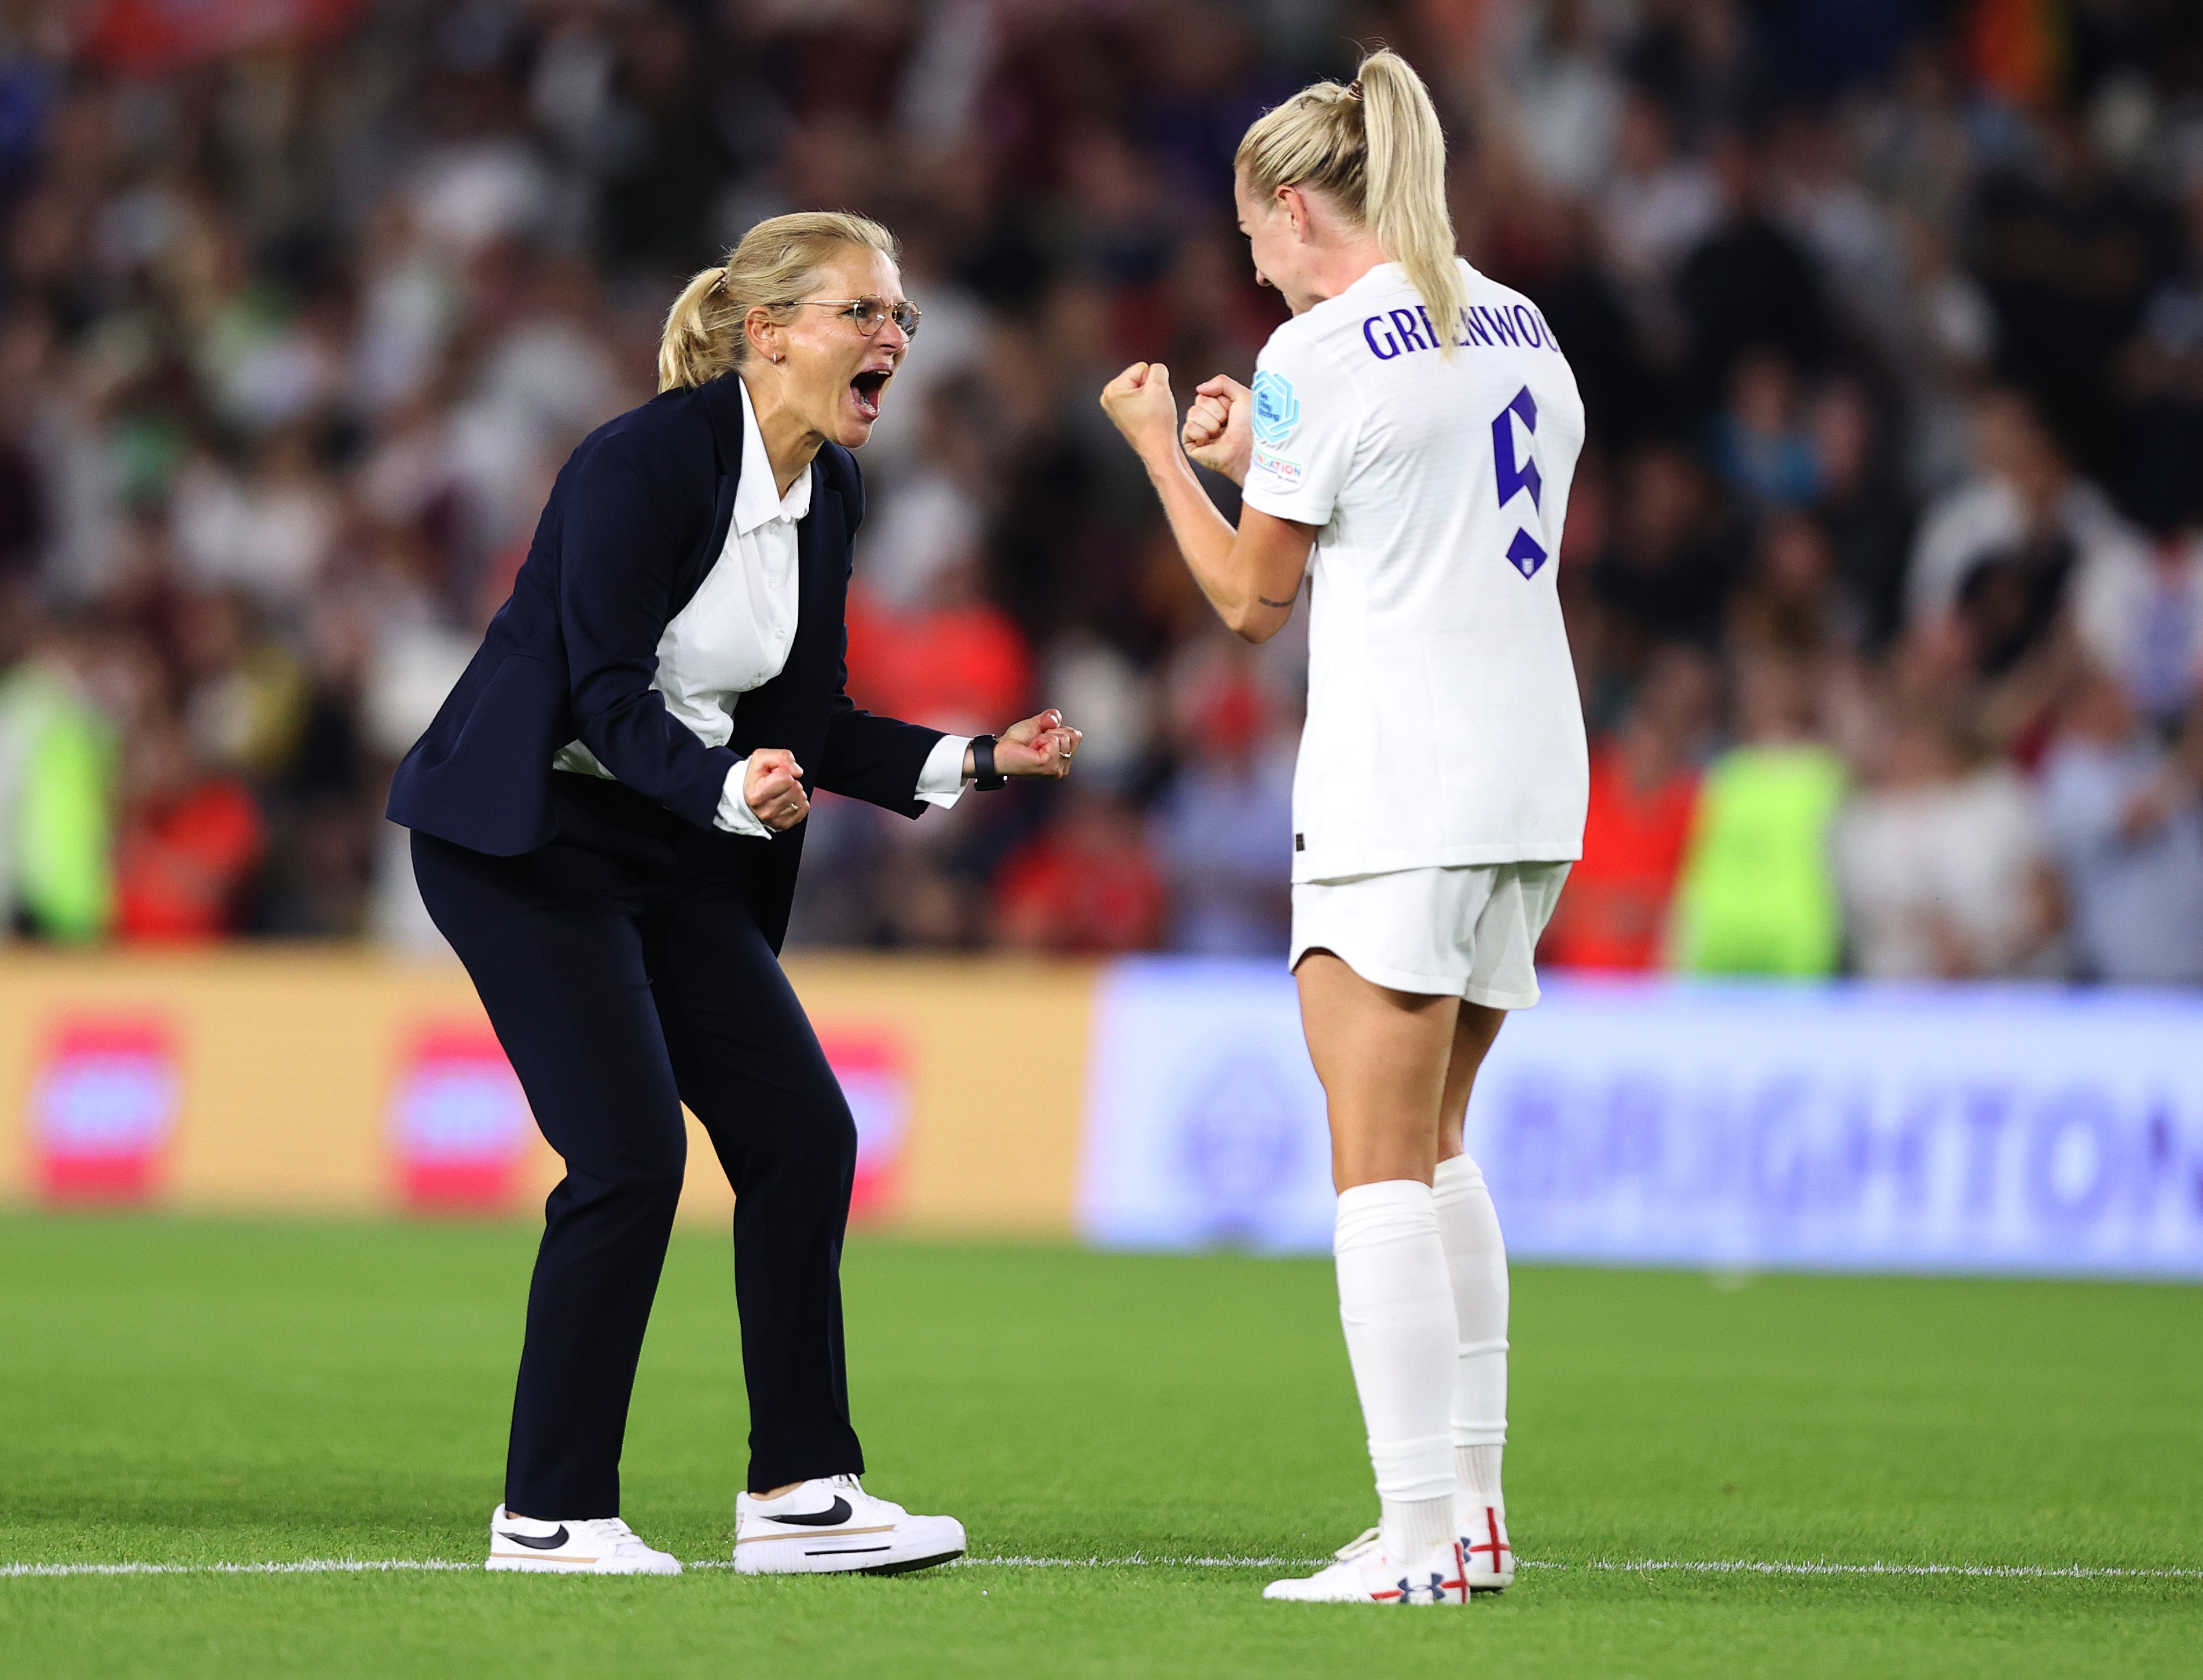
[
  {"xmin": 994, "ymin": 808, "xmax": 1166, "ymax": 954},
  {"xmin": 842, "ymin": 586, "xmax": 1031, "ymax": 736},
  {"xmin": 1541, "ymin": 743, "xmax": 1698, "ymax": 971},
  {"xmin": 115, "ymin": 777, "xmax": 265, "ymax": 941}
]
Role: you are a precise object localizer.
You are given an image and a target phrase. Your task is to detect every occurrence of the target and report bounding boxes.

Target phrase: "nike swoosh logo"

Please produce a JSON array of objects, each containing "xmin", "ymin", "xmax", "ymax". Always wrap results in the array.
[
  {"xmin": 497, "ymin": 1525, "xmax": 571, "ymax": 1550},
  {"xmin": 762, "ymin": 1496, "xmax": 853, "ymax": 1527}
]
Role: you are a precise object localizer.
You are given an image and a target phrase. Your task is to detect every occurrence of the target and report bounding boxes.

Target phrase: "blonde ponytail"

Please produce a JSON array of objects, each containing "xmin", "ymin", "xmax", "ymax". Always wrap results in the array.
[
  {"xmin": 658, "ymin": 266, "xmax": 736, "ymax": 392},
  {"xmin": 656, "ymin": 211, "xmax": 902, "ymax": 393},
  {"xmin": 1235, "ymin": 47, "xmax": 1467, "ymax": 354},
  {"xmin": 1355, "ymin": 52, "xmax": 1466, "ymax": 353}
]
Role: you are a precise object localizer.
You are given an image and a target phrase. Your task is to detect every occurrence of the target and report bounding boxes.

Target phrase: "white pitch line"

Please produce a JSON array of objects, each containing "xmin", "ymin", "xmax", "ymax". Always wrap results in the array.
[
  {"xmin": 959, "ymin": 1558, "xmax": 2203, "ymax": 1581},
  {"xmin": 960, "ymin": 1552, "xmax": 1304, "ymax": 1561},
  {"xmin": 1562, "ymin": 1560, "xmax": 2203, "ymax": 1582},
  {"xmin": 1, "ymin": 1560, "xmax": 479, "ymax": 1579},
  {"xmin": 6, "ymin": 1556, "xmax": 2201, "ymax": 1583}
]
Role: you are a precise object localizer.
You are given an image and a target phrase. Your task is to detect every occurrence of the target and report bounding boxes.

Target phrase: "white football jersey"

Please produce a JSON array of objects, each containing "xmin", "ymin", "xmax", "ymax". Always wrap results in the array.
[{"xmin": 1239, "ymin": 259, "xmax": 1588, "ymax": 882}]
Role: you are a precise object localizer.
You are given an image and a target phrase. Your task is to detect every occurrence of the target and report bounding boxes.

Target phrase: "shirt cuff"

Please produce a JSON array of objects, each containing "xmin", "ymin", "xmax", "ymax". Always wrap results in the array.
[
  {"xmin": 915, "ymin": 733, "xmax": 974, "ymax": 809},
  {"xmin": 715, "ymin": 757, "xmax": 774, "ymax": 838}
]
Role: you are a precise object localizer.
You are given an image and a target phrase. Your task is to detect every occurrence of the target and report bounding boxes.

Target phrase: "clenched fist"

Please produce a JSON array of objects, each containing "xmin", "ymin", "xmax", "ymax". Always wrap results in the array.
[
  {"xmin": 976, "ymin": 709, "xmax": 1082, "ymax": 779},
  {"xmin": 745, "ymin": 747, "xmax": 809, "ymax": 831},
  {"xmin": 1181, "ymin": 375, "xmax": 1253, "ymax": 485},
  {"xmin": 1099, "ymin": 362, "xmax": 1181, "ymax": 465}
]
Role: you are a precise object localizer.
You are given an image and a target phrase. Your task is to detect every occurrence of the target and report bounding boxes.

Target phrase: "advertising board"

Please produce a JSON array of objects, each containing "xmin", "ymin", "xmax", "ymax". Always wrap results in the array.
[
  {"xmin": 387, "ymin": 1022, "xmax": 535, "ymax": 1213},
  {"xmin": 0, "ymin": 951, "xmax": 1085, "ymax": 1234},
  {"xmin": 28, "ymin": 1014, "xmax": 182, "ymax": 1204},
  {"xmin": 1080, "ymin": 960, "xmax": 2203, "ymax": 1279}
]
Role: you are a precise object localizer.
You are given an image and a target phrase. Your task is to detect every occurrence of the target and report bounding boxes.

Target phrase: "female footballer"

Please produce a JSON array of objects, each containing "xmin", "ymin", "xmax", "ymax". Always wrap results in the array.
[{"xmin": 1101, "ymin": 49, "xmax": 1588, "ymax": 1604}]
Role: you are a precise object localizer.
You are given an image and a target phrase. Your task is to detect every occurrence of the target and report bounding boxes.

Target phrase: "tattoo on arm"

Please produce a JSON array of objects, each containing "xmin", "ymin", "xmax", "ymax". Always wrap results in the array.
[{"xmin": 1257, "ymin": 595, "xmax": 1295, "ymax": 609}]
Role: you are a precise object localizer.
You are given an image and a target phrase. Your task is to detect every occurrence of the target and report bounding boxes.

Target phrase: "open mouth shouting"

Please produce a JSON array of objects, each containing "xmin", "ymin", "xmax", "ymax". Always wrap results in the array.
[{"xmin": 849, "ymin": 365, "xmax": 892, "ymax": 425}]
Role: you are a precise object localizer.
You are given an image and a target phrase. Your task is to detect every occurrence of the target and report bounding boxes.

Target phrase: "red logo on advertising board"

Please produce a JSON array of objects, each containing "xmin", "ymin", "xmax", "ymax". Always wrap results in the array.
[
  {"xmin": 30, "ymin": 1015, "xmax": 182, "ymax": 1205},
  {"xmin": 388, "ymin": 1024, "xmax": 534, "ymax": 1214},
  {"xmin": 820, "ymin": 1030, "xmax": 911, "ymax": 1225}
]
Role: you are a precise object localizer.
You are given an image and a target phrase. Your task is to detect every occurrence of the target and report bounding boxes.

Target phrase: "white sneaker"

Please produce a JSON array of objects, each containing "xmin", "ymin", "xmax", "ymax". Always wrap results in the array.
[
  {"xmin": 1262, "ymin": 1527, "xmax": 1468, "ymax": 1605},
  {"xmin": 484, "ymin": 1505, "xmax": 682, "ymax": 1575},
  {"xmin": 733, "ymin": 1474, "xmax": 965, "ymax": 1576},
  {"xmin": 1457, "ymin": 1500, "xmax": 1516, "ymax": 1591}
]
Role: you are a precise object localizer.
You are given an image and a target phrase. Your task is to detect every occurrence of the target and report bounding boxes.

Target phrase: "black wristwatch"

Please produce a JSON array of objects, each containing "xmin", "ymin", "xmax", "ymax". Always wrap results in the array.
[{"xmin": 970, "ymin": 733, "xmax": 1008, "ymax": 791}]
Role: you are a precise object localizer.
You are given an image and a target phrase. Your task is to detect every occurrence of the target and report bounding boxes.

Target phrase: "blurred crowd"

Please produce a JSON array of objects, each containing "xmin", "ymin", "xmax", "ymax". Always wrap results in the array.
[{"xmin": 1, "ymin": 0, "xmax": 2201, "ymax": 984}]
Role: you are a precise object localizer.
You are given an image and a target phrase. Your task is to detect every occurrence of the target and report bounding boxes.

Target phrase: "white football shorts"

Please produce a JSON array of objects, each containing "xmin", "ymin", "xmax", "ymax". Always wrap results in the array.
[{"xmin": 1289, "ymin": 861, "xmax": 1573, "ymax": 1008}]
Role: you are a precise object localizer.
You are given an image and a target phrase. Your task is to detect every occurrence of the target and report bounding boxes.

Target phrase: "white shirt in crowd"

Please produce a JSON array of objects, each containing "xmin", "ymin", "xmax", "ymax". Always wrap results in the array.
[
  {"xmin": 1832, "ymin": 766, "xmax": 2054, "ymax": 978},
  {"xmin": 1238, "ymin": 259, "xmax": 1589, "ymax": 883},
  {"xmin": 555, "ymin": 377, "xmax": 971, "ymax": 832},
  {"xmin": 1905, "ymin": 473, "xmax": 2140, "ymax": 627}
]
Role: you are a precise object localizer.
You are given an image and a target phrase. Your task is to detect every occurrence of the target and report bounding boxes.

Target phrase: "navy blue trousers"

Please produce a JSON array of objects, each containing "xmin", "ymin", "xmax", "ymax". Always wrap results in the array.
[{"xmin": 412, "ymin": 773, "xmax": 862, "ymax": 1517}]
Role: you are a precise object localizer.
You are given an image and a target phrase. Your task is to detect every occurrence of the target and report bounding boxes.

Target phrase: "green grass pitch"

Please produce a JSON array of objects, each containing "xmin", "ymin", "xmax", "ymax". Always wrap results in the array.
[{"xmin": 2, "ymin": 1215, "xmax": 2199, "ymax": 1677}]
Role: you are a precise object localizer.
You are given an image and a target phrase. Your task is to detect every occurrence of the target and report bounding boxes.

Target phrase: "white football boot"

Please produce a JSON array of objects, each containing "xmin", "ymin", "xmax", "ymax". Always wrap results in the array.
[
  {"xmin": 1262, "ymin": 1527, "xmax": 1469, "ymax": 1605},
  {"xmin": 1457, "ymin": 1500, "xmax": 1515, "ymax": 1592},
  {"xmin": 733, "ymin": 1474, "xmax": 966, "ymax": 1576},
  {"xmin": 485, "ymin": 1505, "xmax": 682, "ymax": 1575}
]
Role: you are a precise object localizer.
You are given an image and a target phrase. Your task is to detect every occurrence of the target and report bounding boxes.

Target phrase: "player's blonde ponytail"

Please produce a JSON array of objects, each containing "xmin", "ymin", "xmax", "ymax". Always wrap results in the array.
[
  {"xmin": 1235, "ymin": 47, "xmax": 1467, "ymax": 355},
  {"xmin": 1356, "ymin": 52, "xmax": 1466, "ymax": 355},
  {"xmin": 656, "ymin": 211, "xmax": 902, "ymax": 393}
]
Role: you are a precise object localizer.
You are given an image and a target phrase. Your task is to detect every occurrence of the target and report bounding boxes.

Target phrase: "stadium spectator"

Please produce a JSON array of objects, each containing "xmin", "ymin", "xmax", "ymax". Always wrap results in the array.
[
  {"xmin": 1905, "ymin": 388, "xmax": 2142, "ymax": 639},
  {"xmin": 1596, "ymin": 87, "xmax": 1722, "ymax": 303},
  {"xmin": 0, "ymin": 598, "xmax": 113, "ymax": 941},
  {"xmin": 1833, "ymin": 701, "xmax": 2062, "ymax": 978},
  {"xmin": 174, "ymin": 586, "xmax": 310, "ymax": 783},
  {"xmin": 1150, "ymin": 641, "xmax": 1293, "ymax": 957},
  {"xmin": 1588, "ymin": 441, "xmax": 1739, "ymax": 661},
  {"xmin": 1806, "ymin": 377, "xmax": 1914, "ymax": 652},
  {"xmin": 1541, "ymin": 643, "xmax": 1710, "ymax": 972},
  {"xmin": 2037, "ymin": 669, "xmax": 2203, "ymax": 986},
  {"xmin": 112, "ymin": 701, "xmax": 263, "ymax": 942},
  {"xmin": 1728, "ymin": 510, "xmax": 1844, "ymax": 661},
  {"xmin": 1674, "ymin": 135, "xmax": 1831, "ymax": 409},
  {"xmin": 1709, "ymin": 349, "xmax": 1821, "ymax": 511},
  {"xmin": 2121, "ymin": 177, "xmax": 2203, "ymax": 535},
  {"xmin": 2069, "ymin": 523, "xmax": 2203, "ymax": 736},
  {"xmin": 1670, "ymin": 654, "xmax": 1848, "ymax": 977}
]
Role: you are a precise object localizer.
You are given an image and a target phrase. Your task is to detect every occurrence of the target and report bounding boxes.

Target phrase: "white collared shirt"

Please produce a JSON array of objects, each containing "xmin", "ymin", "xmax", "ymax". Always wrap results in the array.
[{"xmin": 555, "ymin": 377, "xmax": 971, "ymax": 832}]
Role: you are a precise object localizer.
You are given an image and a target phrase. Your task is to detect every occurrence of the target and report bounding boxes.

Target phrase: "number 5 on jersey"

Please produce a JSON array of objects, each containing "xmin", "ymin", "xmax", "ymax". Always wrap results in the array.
[{"xmin": 1491, "ymin": 385, "xmax": 1548, "ymax": 579}]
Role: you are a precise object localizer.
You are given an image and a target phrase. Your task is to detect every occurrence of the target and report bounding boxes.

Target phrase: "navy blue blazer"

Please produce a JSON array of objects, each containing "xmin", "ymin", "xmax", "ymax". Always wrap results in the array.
[{"xmin": 387, "ymin": 372, "xmax": 943, "ymax": 951}]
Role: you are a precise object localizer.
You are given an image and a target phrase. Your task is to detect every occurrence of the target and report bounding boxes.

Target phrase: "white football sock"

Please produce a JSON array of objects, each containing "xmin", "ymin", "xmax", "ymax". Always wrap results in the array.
[
  {"xmin": 1434, "ymin": 1153, "xmax": 1508, "ymax": 1509},
  {"xmin": 1334, "ymin": 1179, "xmax": 1459, "ymax": 1561}
]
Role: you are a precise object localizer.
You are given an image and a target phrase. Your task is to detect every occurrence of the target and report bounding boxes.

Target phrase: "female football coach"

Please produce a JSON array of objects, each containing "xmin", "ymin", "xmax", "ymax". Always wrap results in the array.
[
  {"xmin": 389, "ymin": 212, "xmax": 1078, "ymax": 1578},
  {"xmin": 1101, "ymin": 50, "xmax": 1587, "ymax": 1604}
]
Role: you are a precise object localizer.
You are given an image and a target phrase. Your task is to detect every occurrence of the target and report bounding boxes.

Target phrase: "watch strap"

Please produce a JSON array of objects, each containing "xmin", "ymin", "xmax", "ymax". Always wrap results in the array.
[{"xmin": 971, "ymin": 733, "xmax": 1007, "ymax": 791}]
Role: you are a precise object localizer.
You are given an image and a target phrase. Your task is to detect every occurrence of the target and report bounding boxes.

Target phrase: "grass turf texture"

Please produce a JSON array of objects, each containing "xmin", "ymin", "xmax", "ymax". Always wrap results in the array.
[{"xmin": 1, "ymin": 1217, "xmax": 2198, "ymax": 1678}]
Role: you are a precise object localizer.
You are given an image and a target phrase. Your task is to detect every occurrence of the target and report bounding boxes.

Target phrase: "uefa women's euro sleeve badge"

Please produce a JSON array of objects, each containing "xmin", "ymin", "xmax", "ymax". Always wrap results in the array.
[
  {"xmin": 1247, "ymin": 369, "xmax": 1308, "ymax": 487},
  {"xmin": 1251, "ymin": 370, "xmax": 1302, "ymax": 447}
]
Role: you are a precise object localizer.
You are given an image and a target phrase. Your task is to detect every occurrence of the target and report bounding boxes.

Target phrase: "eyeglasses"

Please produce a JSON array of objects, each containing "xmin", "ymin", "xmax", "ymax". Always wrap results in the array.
[{"xmin": 789, "ymin": 296, "xmax": 922, "ymax": 340}]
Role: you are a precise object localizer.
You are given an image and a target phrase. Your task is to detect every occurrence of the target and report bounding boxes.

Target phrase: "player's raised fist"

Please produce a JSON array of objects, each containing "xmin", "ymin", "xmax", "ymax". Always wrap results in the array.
[
  {"xmin": 1183, "ymin": 375, "xmax": 1253, "ymax": 485},
  {"xmin": 1100, "ymin": 361, "xmax": 1179, "ymax": 462}
]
